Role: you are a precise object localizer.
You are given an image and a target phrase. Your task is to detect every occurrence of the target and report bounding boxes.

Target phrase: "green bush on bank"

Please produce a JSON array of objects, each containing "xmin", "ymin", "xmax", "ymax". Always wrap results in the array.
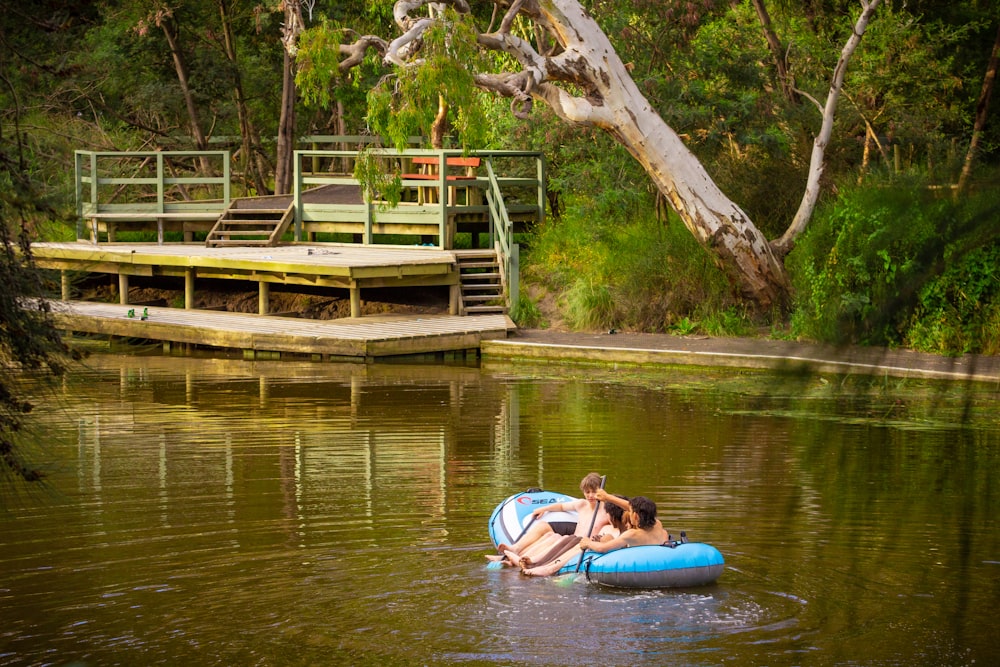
[
  {"xmin": 787, "ymin": 181, "xmax": 1000, "ymax": 354},
  {"xmin": 521, "ymin": 200, "xmax": 754, "ymax": 334}
]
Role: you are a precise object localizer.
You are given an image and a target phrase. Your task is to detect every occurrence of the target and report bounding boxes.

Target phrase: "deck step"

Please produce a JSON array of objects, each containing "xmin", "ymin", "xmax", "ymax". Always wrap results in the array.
[
  {"xmin": 205, "ymin": 199, "xmax": 294, "ymax": 248},
  {"xmin": 464, "ymin": 305, "xmax": 507, "ymax": 314},
  {"xmin": 207, "ymin": 239, "xmax": 273, "ymax": 246},
  {"xmin": 455, "ymin": 249, "xmax": 506, "ymax": 316},
  {"xmin": 227, "ymin": 208, "xmax": 287, "ymax": 215}
]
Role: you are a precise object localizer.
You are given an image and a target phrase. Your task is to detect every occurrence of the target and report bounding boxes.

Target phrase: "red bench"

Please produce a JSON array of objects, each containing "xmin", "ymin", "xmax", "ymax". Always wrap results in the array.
[{"xmin": 401, "ymin": 156, "xmax": 481, "ymax": 181}]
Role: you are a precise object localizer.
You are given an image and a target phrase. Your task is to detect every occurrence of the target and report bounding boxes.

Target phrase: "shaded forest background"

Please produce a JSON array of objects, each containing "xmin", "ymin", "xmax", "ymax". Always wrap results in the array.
[{"xmin": 1, "ymin": 0, "xmax": 999, "ymax": 354}]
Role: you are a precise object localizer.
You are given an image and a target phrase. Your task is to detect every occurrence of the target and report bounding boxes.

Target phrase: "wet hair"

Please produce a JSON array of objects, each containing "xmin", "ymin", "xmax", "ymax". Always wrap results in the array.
[
  {"xmin": 579, "ymin": 472, "xmax": 603, "ymax": 492},
  {"xmin": 629, "ymin": 496, "xmax": 657, "ymax": 530},
  {"xmin": 605, "ymin": 495, "xmax": 628, "ymax": 531}
]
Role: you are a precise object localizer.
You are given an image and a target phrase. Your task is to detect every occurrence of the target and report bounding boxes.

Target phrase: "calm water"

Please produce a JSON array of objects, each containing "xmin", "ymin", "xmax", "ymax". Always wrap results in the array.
[{"xmin": 2, "ymin": 352, "xmax": 998, "ymax": 666}]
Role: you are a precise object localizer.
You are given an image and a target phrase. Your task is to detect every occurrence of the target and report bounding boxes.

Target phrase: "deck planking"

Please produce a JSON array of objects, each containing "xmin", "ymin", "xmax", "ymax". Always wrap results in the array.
[{"xmin": 46, "ymin": 299, "xmax": 514, "ymax": 359}]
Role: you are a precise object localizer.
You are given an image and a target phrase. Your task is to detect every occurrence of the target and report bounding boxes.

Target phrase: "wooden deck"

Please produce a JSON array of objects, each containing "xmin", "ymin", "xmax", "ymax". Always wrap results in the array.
[
  {"xmin": 33, "ymin": 241, "xmax": 456, "ymax": 285},
  {"xmin": 45, "ymin": 299, "xmax": 514, "ymax": 360}
]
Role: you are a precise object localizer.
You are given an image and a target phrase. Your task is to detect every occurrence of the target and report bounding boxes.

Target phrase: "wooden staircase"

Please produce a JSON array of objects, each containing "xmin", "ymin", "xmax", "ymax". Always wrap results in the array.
[
  {"xmin": 205, "ymin": 199, "xmax": 294, "ymax": 248},
  {"xmin": 456, "ymin": 249, "xmax": 507, "ymax": 315}
]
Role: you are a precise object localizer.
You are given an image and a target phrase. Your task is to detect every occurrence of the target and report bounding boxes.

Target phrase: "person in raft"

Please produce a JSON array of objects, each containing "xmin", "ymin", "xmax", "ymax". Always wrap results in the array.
[
  {"xmin": 578, "ymin": 492, "xmax": 671, "ymax": 553},
  {"xmin": 520, "ymin": 495, "xmax": 628, "ymax": 577},
  {"xmin": 488, "ymin": 472, "xmax": 610, "ymax": 567}
]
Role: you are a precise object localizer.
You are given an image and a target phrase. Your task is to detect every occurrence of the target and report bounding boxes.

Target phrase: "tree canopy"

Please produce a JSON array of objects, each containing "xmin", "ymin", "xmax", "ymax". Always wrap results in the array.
[{"xmin": 0, "ymin": 0, "xmax": 996, "ymax": 321}]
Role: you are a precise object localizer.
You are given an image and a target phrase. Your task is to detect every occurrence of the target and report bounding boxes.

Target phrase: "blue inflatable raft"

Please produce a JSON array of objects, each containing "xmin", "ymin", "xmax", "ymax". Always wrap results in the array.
[{"xmin": 488, "ymin": 489, "xmax": 724, "ymax": 588}]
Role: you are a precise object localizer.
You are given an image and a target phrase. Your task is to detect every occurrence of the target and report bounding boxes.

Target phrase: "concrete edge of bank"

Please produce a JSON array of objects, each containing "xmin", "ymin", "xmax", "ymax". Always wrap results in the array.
[{"xmin": 480, "ymin": 339, "xmax": 1000, "ymax": 384}]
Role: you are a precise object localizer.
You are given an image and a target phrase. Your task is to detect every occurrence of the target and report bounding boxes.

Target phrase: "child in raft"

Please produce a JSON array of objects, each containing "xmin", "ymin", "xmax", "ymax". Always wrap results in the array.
[
  {"xmin": 520, "ymin": 496, "xmax": 628, "ymax": 576},
  {"xmin": 578, "ymin": 492, "xmax": 671, "ymax": 553},
  {"xmin": 488, "ymin": 472, "xmax": 610, "ymax": 567}
]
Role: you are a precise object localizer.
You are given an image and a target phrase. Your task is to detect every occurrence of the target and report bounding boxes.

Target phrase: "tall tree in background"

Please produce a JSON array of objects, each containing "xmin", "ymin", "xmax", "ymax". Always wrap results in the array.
[
  {"xmin": 957, "ymin": 20, "xmax": 1000, "ymax": 195},
  {"xmin": 323, "ymin": 0, "xmax": 882, "ymax": 309},
  {"xmin": 274, "ymin": 0, "xmax": 306, "ymax": 194},
  {"xmin": 218, "ymin": 0, "xmax": 271, "ymax": 194}
]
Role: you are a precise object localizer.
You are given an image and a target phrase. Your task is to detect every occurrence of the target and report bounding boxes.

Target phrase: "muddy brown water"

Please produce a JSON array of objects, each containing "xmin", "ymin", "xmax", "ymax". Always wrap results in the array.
[{"xmin": 2, "ymin": 353, "xmax": 997, "ymax": 665}]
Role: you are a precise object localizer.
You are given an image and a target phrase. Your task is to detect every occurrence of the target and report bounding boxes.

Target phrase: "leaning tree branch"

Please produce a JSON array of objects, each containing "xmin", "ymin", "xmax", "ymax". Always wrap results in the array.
[
  {"xmin": 385, "ymin": 17, "xmax": 434, "ymax": 66},
  {"xmin": 772, "ymin": 0, "xmax": 882, "ymax": 257},
  {"xmin": 338, "ymin": 35, "xmax": 388, "ymax": 72}
]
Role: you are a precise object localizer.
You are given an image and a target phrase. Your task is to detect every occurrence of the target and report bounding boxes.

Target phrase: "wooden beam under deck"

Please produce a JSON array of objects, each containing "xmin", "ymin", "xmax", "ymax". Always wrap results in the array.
[
  {"xmin": 45, "ymin": 300, "xmax": 514, "ymax": 359},
  {"xmin": 32, "ymin": 242, "xmax": 463, "ymax": 310}
]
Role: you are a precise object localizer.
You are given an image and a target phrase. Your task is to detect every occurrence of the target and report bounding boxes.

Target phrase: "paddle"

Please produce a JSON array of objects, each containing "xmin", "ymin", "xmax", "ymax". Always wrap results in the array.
[{"xmin": 574, "ymin": 474, "xmax": 607, "ymax": 573}]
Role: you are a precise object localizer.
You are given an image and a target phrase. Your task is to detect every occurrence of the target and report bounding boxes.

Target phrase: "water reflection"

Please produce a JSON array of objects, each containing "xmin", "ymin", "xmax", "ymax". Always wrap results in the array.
[{"xmin": 1, "ymin": 354, "xmax": 997, "ymax": 665}]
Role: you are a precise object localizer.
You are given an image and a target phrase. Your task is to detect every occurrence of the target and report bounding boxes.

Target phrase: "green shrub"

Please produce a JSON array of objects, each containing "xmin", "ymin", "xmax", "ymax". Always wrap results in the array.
[
  {"xmin": 523, "ymin": 204, "xmax": 742, "ymax": 332},
  {"xmin": 904, "ymin": 243, "xmax": 1000, "ymax": 354},
  {"xmin": 787, "ymin": 181, "xmax": 1000, "ymax": 352}
]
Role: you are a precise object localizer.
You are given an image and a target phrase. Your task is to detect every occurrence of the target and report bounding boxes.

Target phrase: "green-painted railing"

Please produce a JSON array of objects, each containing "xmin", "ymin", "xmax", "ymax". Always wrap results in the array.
[
  {"xmin": 74, "ymin": 150, "xmax": 231, "ymax": 236},
  {"xmin": 292, "ymin": 147, "xmax": 544, "ymax": 313},
  {"xmin": 73, "ymin": 143, "xmax": 545, "ymax": 314}
]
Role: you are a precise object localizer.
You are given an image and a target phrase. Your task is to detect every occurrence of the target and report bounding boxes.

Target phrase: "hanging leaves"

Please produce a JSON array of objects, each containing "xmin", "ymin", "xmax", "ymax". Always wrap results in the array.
[{"xmin": 367, "ymin": 8, "xmax": 488, "ymax": 150}]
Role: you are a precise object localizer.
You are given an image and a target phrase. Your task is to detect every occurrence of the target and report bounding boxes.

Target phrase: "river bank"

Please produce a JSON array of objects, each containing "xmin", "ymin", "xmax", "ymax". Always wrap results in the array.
[{"xmin": 484, "ymin": 328, "xmax": 1000, "ymax": 384}]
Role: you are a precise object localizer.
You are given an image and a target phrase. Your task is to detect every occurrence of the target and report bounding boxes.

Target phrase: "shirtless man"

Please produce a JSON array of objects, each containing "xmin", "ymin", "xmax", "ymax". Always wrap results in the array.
[
  {"xmin": 489, "ymin": 472, "xmax": 609, "ymax": 567},
  {"xmin": 578, "ymin": 494, "xmax": 670, "ymax": 553}
]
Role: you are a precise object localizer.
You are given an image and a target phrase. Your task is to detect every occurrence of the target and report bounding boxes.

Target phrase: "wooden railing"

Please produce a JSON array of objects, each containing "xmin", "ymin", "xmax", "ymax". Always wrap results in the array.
[
  {"xmin": 75, "ymin": 150, "xmax": 231, "ymax": 242},
  {"xmin": 292, "ymin": 147, "xmax": 544, "ymax": 313},
  {"xmin": 72, "ymin": 143, "xmax": 545, "ymax": 314}
]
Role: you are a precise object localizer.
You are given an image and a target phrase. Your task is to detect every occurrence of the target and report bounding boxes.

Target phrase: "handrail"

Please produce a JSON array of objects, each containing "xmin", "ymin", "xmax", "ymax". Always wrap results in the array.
[
  {"xmin": 75, "ymin": 150, "xmax": 231, "ymax": 217},
  {"xmin": 74, "ymin": 146, "xmax": 544, "ymax": 318},
  {"xmin": 484, "ymin": 158, "xmax": 519, "ymax": 316}
]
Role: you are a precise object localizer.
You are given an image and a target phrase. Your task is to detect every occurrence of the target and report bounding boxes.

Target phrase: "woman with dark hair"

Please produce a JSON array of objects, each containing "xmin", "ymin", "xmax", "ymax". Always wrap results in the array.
[{"xmin": 578, "ymin": 491, "xmax": 670, "ymax": 553}]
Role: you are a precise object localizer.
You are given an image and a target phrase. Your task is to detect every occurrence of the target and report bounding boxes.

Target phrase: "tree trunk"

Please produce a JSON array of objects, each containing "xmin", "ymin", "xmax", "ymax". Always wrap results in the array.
[
  {"xmin": 274, "ymin": 1, "xmax": 305, "ymax": 196},
  {"xmin": 527, "ymin": 2, "xmax": 791, "ymax": 308},
  {"xmin": 275, "ymin": 50, "xmax": 297, "ymax": 195},
  {"xmin": 218, "ymin": 0, "xmax": 269, "ymax": 195},
  {"xmin": 159, "ymin": 17, "xmax": 210, "ymax": 173},
  {"xmin": 750, "ymin": 0, "xmax": 798, "ymax": 103},
  {"xmin": 956, "ymin": 21, "xmax": 1000, "ymax": 196},
  {"xmin": 431, "ymin": 94, "xmax": 448, "ymax": 148},
  {"xmin": 771, "ymin": 0, "xmax": 882, "ymax": 257}
]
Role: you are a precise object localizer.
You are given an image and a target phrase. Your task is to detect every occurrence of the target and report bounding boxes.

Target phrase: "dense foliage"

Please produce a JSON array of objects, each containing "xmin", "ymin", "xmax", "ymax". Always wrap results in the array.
[
  {"xmin": 0, "ymin": 139, "xmax": 82, "ymax": 486},
  {"xmin": 0, "ymin": 1, "xmax": 997, "ymax": 349},
  {"xmin": 789, "ymin": 185, "xmax": 1000, "ymax": 353}
]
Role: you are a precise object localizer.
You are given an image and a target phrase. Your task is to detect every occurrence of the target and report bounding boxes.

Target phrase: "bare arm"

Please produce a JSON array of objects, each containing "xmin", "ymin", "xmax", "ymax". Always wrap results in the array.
[
  {"xmin": 531, "ymin": 499, "xmax": 581, "ymax": 518},
  {"xmin": 595, "ymin": 488, "xmax": 629, "ymax": 510},
  {"xmin": 580, "ymin": 530, "xmax": 635, "ymax": 554}
]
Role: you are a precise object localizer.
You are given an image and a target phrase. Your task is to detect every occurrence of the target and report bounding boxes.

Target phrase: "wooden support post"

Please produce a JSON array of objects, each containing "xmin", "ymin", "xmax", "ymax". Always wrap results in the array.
[
  {"xmin": 185, "ymin": 268, "xmax": 195, "ymax": 310},
  {"xmin": 450, "ymin": 283, "xmax": 461, "ymax": 315},
  {"xmin": 118, "ymin": 274, "xmax": 129, "ymax": 305},
  {"xmin": 61, "ymin": 271, "xmax": 71, "ymax": 301},
  {"xmin": 350, "ymin": 284, "xmax": 361, "ymax": 318},
  {"xmin": 259, "ymin": 281, "xmax": 270, "ymax": 315}
]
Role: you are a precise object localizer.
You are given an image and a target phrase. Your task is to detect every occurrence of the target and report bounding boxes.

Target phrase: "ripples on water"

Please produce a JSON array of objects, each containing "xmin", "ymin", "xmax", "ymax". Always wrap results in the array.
[{"xmin": 1, "ymin": 355, "xmax": 997, "ymax": 665}]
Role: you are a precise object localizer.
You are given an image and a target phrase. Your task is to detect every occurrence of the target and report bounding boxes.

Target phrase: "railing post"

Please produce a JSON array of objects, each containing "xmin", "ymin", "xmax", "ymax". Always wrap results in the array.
[
  {"xmin": 293, "ymin": 150, "xmax": 302, "ymax": 241},
  {"xmin": 536, "ymin": 153, "xmax": 546, "ymax": 225},
  {"xmin": 510, "ymin": 242, "xmax": 520, "ymax": 317},
  {"xmin": 89, "ymin": 152, "xmax": 98, "ymax": 215},
  {"xmin": 222, "ymin": 150, "xmax": 231, "ymax": 205},
  {"xmin": 439, "ymin": 148, "xmax": 447, "ymax": 247},
  {"xmin": 156, "ymin": 153, "xmax": 165, "ymax": 214}
]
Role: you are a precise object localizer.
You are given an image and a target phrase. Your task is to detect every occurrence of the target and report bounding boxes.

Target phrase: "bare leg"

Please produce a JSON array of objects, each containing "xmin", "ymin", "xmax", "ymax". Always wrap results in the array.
[
  {"xmin": 523, "ymin": 545, "xmax": 584, "ymax": 577},
  {"xmin": 505, "ymin": 521, "xmax": 555, "ymax": 555},
  {"xmin": 517, "ymin": 532, "xmax": 564, "ymax": 567}
]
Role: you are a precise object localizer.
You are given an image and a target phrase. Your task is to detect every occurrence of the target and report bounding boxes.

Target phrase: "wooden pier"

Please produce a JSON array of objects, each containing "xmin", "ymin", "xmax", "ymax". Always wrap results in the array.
[
  {"xmin": 44, "ymin": 143, "xmax": 545, "ymax": 359},
  {"xmin": 44, "ymin": 299, "xmax": 514, "ymax": 360},
  {"xmin": 32, "ymin": 241, "xmax": 518, "ymax": 359}
]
